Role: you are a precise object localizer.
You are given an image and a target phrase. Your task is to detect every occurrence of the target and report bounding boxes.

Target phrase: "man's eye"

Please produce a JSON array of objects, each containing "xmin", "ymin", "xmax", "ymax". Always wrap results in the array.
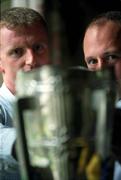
[
  {"xmin": 11, "ymin": 48, "xmax": 24, "ymax": 57},
  {"xmin": 33, "ymin": 44, "xmax": 47, "ymax": 54},
  {"xmin": 106, "ymin": 55, "xmax": 117, "ymax": 61},
  {"xmin": 104, "ymin": 54, "xmax": 121, "ymax": 63},
  {"xmin": 87, "ymin": 58, "xmax": 98, "ymax": 65}
]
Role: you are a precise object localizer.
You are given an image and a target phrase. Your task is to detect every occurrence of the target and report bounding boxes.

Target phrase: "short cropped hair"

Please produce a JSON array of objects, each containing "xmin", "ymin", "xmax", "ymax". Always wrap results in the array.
[
  {"xmin": 0, "ymin": 7, "xmax": 48, "ymax": 31},
  {"xmin": 87, "ymin": 11, "xmax": 121, "ymax": 28}
]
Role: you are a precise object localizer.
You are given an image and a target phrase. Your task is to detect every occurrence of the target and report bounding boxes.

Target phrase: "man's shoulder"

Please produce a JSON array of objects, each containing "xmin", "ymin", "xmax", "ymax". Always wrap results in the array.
[
  {"xmin": 116, "ymin": 100, "xmax": 121, "ymax": 109},
  {"xmin": 0, "ymin": 84, "xmax": 15, "ymax": 126}
]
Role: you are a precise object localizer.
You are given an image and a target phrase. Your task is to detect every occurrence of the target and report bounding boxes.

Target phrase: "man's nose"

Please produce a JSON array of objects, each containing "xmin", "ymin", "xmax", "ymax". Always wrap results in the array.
[
  {"xmin": 97, "ymin": 58, "xmax": 107, "ymax": 70},
  {"xmin": 25, "ymin": 49, "xmax": 36, "ymax": 66}
]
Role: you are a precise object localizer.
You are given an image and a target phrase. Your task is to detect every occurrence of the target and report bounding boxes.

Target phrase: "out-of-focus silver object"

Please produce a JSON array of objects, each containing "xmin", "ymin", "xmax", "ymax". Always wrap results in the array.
[
  {"xmin": 15, "ymin": 65, "xmax": 71, "ymax": 180},
  {"xmin": 15, "ymin": 65, "xmax": 117, "ymax": 180}
]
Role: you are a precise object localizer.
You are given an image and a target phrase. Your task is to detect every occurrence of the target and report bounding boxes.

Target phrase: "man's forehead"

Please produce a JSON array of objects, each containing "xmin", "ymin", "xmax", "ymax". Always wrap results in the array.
[
  {"xmin": 84, "ymin": 22, "xmax": 121, "ymax": 46},
  {"xmin": 87, "ymin": 21, "xmax": 121, "ymax": 36},
  {"xmin": 0, "ymin": 27, "xmax": 19, "ymax": 43}
]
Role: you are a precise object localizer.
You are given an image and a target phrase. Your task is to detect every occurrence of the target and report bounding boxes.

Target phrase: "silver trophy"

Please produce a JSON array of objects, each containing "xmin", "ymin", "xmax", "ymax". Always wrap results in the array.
[{"xmin": 15, "ymin": 65, "xmax": 117, "ymax": 180}]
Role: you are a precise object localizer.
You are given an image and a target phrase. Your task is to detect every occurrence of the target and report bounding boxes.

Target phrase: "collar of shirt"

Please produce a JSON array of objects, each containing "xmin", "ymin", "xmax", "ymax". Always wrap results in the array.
[
  {"xmin": 0, "ymin": 83, "xmax": 16, "ymax": 118},
  {"xmin": 0, "ymin": 83, "xmax": 16, "ymax": 102}
]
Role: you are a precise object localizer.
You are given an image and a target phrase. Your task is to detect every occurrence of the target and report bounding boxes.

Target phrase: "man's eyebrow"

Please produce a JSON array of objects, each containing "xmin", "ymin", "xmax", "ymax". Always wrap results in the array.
[
  {"xmin": 8, "ymin": 45, "xmax": 24, "ymax": 50},
  {"xmin": 103, "ymin": 51, "xmax": 121, "ymax": 56},
  {"xmin": 85, "ymin": 56, "xmax": 95, "ymax": 61}
]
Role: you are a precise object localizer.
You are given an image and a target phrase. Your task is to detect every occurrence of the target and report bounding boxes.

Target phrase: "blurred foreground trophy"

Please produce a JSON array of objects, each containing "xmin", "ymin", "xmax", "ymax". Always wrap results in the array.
[
  {"xmin": 14, "ymin": 65, "xmax": 118, "ymax": 180},
  {"xmin": 15, "ymin": 65, "xmax": 71, "ymax": 180}
]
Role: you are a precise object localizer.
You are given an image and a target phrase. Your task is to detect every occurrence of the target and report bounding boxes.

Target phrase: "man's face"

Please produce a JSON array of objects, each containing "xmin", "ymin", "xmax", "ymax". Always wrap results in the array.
[
  {"xmin": 0, "ymin": 23, "xmax": 50, "ymax": 94},
  {"xmin": 83, "ymin": 21, "xmax": 121, "ymax": 80}
]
